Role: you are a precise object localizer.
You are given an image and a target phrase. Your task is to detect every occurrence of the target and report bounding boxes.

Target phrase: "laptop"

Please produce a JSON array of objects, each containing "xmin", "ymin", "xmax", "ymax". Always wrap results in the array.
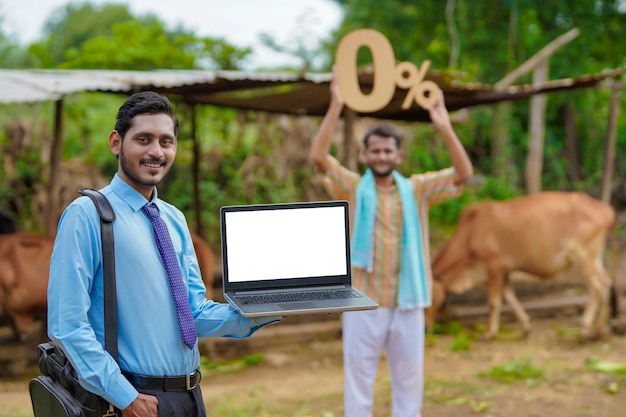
[{"xmin": 220, "ymin": 200, "xmax": 379, "ymax": 317}]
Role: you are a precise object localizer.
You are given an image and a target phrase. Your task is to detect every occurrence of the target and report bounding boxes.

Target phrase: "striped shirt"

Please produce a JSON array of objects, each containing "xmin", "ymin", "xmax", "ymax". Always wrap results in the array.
[{"xmin": 322, "ymin": 156, "xmax": 461, "ymax": 307}]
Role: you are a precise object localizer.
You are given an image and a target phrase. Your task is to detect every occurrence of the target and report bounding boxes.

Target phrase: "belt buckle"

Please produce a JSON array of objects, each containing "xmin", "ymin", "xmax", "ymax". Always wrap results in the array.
[{"xmin": 186, "ymin": 371, "xmax": 200, "ymax": 390}]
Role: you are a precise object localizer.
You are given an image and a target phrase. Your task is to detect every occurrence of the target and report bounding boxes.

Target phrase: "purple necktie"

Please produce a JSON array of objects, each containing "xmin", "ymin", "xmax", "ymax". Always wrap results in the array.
[{"xmin": 143, "ymin": 204, "xmax": 197, "ymax": 350}]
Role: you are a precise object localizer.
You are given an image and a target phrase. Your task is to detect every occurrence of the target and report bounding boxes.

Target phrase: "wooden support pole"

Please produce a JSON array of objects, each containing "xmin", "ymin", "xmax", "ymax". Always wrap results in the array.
[
  {"xmin": 525, "ymin": 60, "xmax": 548, "ymax": 194},
  {"xmin": 190, "ymin": 104, "xmax": 204, "ymax": 239},
  {"xmin": 46, "ymin": 98, "xmax": 64, "ymax": 236},
  {"xmin": 492, "ymin": 28, "xmax": 579, "ymax": 188},
  {"xmin": 495, "ymin": 28, "xmax": 580, "ymax": 90},
  {"xmin": 600, "ymin": 84, "xmax": 622, "ymax": 203}
]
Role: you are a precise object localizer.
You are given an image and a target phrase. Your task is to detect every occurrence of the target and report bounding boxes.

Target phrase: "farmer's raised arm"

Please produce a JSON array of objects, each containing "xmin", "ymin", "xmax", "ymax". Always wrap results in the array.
[{"xmin": 310, "ymin": 66, "xmax": 345, "ymax": 173}]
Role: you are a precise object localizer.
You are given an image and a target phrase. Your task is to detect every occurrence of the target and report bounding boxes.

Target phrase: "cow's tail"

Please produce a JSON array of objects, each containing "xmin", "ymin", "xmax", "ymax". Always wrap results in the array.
[{"xmin": 609, "ymin": 218, "xmax": 619, "ymax": 319}]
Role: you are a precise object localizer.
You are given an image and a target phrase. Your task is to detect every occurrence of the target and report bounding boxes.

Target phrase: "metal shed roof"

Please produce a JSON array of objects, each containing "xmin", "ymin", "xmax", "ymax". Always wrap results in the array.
[{"xmin": 1, "ymin": 67, "xmax": 624, "ymax": 120}]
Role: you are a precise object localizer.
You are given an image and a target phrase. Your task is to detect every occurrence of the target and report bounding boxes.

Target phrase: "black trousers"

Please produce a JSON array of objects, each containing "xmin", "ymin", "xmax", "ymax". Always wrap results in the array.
[{"xmin": 136, "ymin": 385, "xmax": 206, "ymax": 417}]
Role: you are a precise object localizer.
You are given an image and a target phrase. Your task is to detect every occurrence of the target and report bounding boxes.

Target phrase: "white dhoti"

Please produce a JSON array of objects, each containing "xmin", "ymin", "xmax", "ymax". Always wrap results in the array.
[{"xmin": 342, "ymin": 307, "xmax": 425, "ymax": 417}]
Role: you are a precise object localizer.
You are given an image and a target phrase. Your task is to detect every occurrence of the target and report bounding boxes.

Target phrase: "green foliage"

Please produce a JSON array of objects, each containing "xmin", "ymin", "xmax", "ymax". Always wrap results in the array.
[
  {"xmin": 0, "ymin": 101, "xmax": 51, "ymax": 231},
  {"xmin": 447, "ymin": 333, "xmax": 471, "ymax": 352},
  {"xmin": 60, "ymin": 19, "xmax": 196, "ymax": 70},
  {"xmin": 1, "ymin": 0, "xmax": 625, "ymax": 237},
  {"xmin": 585, "ymin": 357, "xmax": 626, "ymax": 393},
  {"xmin": 198, "ymin": 37, "xmax": 253, "ymax": 70},
  {"xmin": 427, "ymin": 320, "xmax": 471, "ymax": 352},
  {"xmin": 29, "ymin": 2, "xmax": 136, "ymax": 67},
  {"xmin": 586, "ymin": 358, "xmax": 626, "ymax": 381},
  {"xmin": 20, "ymin": 2, "xmax": 252, "ymax": 70},
  {"xmin": 0, "ymin": 30, "xmax": 31, "ymax": 67},
  {"xmin": 478, "ymin": 355, "xmax": 545, "ymax": 384},
  {"xmin": 428, "ymin": 175, "xmax": 521, "ymax": 231},
  {"xmin": 431, "ymin": 320, "xmax": 465, "ymax": 336},
  {"xmin": 328, "ymin": 0, "xmax": 626, "ymax": 196},
  {"xmin": 200, "ymin": 352, "xmax": 264, "ymax": 376},
  {"xmin": 332, "ymin": 0, "xmax": 626, "ymax": 79}
]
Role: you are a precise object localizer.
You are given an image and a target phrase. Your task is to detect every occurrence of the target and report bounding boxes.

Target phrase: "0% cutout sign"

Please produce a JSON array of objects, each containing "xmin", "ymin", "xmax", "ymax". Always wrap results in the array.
[{"xmin": 335, "ymin": 28, "xmax": 440, "ymax": 113}]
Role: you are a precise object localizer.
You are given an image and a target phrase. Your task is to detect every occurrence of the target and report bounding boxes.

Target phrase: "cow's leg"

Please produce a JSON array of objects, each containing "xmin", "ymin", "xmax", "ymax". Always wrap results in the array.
[
  {"xmin": 483, "ymin": 265, "xmax": 504, "ymax": 340},
  {"xmin": 579, "ymin": 248, "xmax": 611, "ymax": 341},
  {"xmin": 593, "ymin": 269, "xmax": 612, "ymax": 337},
  {"xmin": 10, "ymin": 313, "xmax": 34, "ymax": 343},
  {"xmin": 502, "ymin": 276, "xmax": 531, "ymax": 338}
]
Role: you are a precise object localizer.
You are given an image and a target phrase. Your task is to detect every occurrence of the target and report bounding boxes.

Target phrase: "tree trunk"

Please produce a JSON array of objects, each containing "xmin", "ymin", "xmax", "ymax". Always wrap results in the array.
[
  {"xmin": 490, "ymin": 102, "xmax": 512, "ymax": 181},
  {"xmin": 446, "ymin": 0, "xmax": 459, "ymax": 69},
  {"xmin": 561, "ymin": 104, "xmax": 582, "ymax": 182}
]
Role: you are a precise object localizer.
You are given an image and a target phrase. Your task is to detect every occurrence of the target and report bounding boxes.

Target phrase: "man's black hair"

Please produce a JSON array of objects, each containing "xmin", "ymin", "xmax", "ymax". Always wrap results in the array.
[
  {"xmin": 362, "ymin": 124, "xmax": 402, "ymax": 148},
  {"xmin": 114, "ymin": 91, "xmax": 179, "ymax": 139}
]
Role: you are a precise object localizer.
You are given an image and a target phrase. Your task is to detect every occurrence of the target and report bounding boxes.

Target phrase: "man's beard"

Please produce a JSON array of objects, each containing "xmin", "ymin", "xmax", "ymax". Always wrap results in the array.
[
  {"xmin": 370, "ymin": 164, "xmax": 396, "ymax": 178},
  {"xmin": 119, "ymin": 151, "xmax": 167, "ymax": 188}
]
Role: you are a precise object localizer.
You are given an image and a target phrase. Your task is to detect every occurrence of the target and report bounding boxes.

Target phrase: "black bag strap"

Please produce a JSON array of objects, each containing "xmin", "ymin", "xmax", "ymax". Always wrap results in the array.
[{"xmin": 79, "ymin": 188, "xmax": 118, "ymax": 363}]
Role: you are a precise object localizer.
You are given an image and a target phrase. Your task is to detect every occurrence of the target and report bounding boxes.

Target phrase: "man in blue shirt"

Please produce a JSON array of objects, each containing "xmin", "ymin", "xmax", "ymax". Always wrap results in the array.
[{"xmin": 47, "ymin": 91, "xmax": 281, "ymax": 417}]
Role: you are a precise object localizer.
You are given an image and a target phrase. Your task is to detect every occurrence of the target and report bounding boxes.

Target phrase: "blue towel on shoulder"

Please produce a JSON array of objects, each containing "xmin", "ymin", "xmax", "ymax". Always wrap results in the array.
[{"xmin": 351, "ymin": 169, "xmax": 430, "ymax": 309}]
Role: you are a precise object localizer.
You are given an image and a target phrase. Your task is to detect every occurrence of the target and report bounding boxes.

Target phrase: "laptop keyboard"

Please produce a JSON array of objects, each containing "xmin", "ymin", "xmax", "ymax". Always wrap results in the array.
[{"xmin": 237, "ymin": 289, "xmax": 361, "ymax": 305}]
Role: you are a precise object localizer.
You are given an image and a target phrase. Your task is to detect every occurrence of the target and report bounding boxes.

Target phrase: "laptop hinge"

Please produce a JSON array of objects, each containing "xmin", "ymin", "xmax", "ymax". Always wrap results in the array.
[{"xmin": 232, "ymin": 284, "xmax": 348, "ymax": 295}]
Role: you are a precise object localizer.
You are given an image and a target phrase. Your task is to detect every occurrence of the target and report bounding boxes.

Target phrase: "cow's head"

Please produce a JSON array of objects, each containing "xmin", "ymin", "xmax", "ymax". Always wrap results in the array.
[
  {"xmin": 436, "ymin": 260, "xmax": 488, "ymax": 295},
  {"xmin": 426, "ymin": 261, "xmax": 487, "ymax": 328}
]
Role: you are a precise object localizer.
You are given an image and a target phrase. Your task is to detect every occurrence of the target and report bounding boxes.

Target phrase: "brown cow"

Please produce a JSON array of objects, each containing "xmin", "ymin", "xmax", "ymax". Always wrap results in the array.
[
  {"xmin": 0, "ymin": 233, "xmax": 53, "ymax": 342},
  {"xmin": 0, "ymin": 232, "xmax": 216, "ymax": 342},
  {"xmin": 191, "ymin": 233, "xmax": 216, "ymax": 300},
  {"xmin": 430, "ymin": 192, "xmax": 616, "ymax": 341}
]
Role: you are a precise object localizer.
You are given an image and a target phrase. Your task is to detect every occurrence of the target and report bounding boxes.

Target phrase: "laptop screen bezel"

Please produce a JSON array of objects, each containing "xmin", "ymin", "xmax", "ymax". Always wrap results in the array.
[{"xmin": 220, "ymin": 200, "xmax": 352, "ymax": 292}]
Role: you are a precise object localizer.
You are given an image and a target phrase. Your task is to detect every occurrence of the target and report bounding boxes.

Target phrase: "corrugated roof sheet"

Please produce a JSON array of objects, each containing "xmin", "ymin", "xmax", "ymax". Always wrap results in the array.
[
  {"xmin": 0, "ymin": 69, "xmax": 130, "ymax": 102},
  {"xmin": 1, "ymin": 68, "xmax": 624, "ymax": 121}
]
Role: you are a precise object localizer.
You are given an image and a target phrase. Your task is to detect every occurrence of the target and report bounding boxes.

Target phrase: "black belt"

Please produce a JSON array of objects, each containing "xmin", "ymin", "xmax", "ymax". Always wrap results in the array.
[{"xmin": 122, "ymin": 370, "xmax": 201, "ymax": 391}]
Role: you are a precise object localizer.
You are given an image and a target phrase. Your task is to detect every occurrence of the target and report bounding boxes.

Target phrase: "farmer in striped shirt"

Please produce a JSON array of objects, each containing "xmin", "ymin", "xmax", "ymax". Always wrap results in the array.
[{"xmin": 310, "ymin": 67, "xmax": 473, "ymax": 417}]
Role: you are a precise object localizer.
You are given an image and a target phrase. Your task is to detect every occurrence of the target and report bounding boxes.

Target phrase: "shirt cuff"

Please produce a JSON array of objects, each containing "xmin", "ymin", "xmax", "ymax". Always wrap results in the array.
[
  {"xmin": 229, "ymin": 315, "xmax": 284, "ymax": 339},
  {"xmin": 104, "ymin": 373, "xmax": 139, "ymax": 410},
  {"xmin": 252, "ymin": 316, "xmax": 284, "ymax": 327}
]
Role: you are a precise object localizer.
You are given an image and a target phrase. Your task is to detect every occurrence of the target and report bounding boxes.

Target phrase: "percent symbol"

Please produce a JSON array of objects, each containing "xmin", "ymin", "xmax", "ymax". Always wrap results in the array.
[
  {"xmin": 335, "ymin": 28, "xmax": 441, "ymax": 113},
  {"xmin": 394, "ymin": 60, "xmax": 439, "ymax": 109}
]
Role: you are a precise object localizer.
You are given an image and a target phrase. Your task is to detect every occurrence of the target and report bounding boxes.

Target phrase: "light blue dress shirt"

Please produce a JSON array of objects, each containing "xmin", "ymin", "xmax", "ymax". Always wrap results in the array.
[{"xmin": 47, "ymin": 174, "xmax": 280, "ymax": 409}]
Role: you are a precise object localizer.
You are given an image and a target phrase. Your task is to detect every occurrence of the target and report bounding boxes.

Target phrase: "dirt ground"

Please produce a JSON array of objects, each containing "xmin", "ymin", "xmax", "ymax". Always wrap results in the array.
[
  {"xmin": 3, "ymin": 247, "xmax": 626, "ymax": 417},
  {"xmin": 2, "ymin": 307, "xmax": 626, "ymax": 417}
]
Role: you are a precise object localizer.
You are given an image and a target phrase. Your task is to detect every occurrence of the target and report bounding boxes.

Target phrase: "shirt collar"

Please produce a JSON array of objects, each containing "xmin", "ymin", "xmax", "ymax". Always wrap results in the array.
[{"xmin": 110, "ymin": 173, "xmax": 161, "ymax": 212}]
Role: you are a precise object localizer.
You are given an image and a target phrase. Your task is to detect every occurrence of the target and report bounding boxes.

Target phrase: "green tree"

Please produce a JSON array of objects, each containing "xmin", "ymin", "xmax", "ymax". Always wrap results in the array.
[
  {"xmin": 197, "ymin": 37, "xmax": 252, "ymax": 70},
  {"xmin": 27, "ymin": 2, "xmax": 252, "ymax": 70},
  {"xmin": 330, "ymin": 0, "xmax": 626, "ymax": 80},
  {"xmin": 329, "ymin": 0, "xmax": 626, "ymax": 195},
  {"xmin": 0, "ymin": 17, "xmax": 32, "ymax": 67},
  {"xmin": 28, "ymin": 2, "xmax": 135, "ymax": 68},
  {"xmin": 60, "ymin": 18, "xmax": 197, "ymax": 70}
]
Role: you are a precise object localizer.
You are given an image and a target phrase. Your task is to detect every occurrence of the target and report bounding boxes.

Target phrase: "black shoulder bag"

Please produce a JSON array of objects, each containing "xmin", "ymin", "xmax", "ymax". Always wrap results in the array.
[{"xmin": 29, "ymin": 188, "xmax": 120, "ymax": 417}]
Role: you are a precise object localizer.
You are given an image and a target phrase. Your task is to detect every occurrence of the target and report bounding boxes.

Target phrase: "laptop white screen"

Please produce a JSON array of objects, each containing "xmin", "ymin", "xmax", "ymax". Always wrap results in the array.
[{"xmin": 223, "ymin": 205, "xmax": 348, "ymax": 283}]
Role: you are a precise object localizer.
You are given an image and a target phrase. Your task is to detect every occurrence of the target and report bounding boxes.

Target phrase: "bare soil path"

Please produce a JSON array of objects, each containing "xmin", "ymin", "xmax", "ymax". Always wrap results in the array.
[{"xmin": 3, "ymin": 309, "xmax": 626, "ymax": 417}]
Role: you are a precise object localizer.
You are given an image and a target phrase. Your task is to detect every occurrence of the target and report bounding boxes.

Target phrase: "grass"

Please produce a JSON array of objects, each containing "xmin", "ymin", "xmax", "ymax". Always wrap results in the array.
[
  {"xmin": 447, "ymin": 332, "xmax": 471, "ymax": 352},
  {"xmin": 478, "ymin": 354, "xmax": 545, "ymax": 384},
  {"xmin": 585, "ymin": 357, "xmax": 626, "ymax": 393},
  {"xmin": 427, "ymin": 319, "xmax": 473, "ymax": 352},
  {"xmin": 200, "ymin": 352, "xmax": 264, "ymax": 376}
]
